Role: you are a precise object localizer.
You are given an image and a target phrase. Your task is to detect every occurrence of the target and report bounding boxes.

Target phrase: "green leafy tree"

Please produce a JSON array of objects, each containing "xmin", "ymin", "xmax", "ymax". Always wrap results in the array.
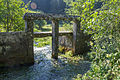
[
  {"xmin": 64, "ymin": 0, "xmax": 120, "ymax": 79},
  {"xmin": 0, "ymin": 0, "xmax": 27, "ymax": 32}
]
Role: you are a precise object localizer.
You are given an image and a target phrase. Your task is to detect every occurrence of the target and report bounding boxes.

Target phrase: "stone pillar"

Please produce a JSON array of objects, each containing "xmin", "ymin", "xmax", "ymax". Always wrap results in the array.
[
  {"xmin": 52, "ymin": 20, "xmax": 59, "ymax": 59},
  {"xmin": 25, "ymin": 20, "xmax": 34, "ymax": 64},
  {"xmin": 73, "ymin": 19, "xmax": 81, "ymax": 55}
]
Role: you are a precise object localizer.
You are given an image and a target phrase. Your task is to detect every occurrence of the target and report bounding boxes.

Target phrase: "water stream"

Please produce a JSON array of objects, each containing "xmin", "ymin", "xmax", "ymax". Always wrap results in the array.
[{"xmin": 0, "ymin": 46, "xmax": 91, "ymax": 80}]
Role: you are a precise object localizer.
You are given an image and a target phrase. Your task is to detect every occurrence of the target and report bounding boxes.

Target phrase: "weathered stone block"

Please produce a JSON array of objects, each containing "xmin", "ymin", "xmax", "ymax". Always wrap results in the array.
[
  {"xmin": 0, "ymin": 32, "xmax": 34, "ymax": 68},
  {"xmin": 59, "ymin": 35, "xmax": 73, "ymax": 48}
]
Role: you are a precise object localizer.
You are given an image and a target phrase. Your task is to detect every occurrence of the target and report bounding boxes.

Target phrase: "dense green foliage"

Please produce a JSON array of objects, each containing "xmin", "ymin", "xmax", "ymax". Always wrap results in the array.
[
  {"xmin": 0, "ymin": 0, "xmax": 48, "ymax": 32},
  {"xmin": 64, "ymin": 0, "xmax": 120, "ymax": 79},
  {"xmin": 0, "ymin": 0, "xmax": 27, "ymax": 32}
]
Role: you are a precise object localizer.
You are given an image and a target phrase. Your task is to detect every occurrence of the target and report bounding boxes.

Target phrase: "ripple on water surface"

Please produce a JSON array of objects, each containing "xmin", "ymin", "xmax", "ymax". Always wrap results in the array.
[{"xmin": 0, "ymin": 46, "xmax": 91, "ymax": 80}]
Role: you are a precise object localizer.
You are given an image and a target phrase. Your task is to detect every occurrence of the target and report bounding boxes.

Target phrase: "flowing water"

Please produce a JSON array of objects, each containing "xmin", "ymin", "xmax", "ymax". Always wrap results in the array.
[{"xmin": 0, "ymin": 46, "xmax": 91, "ymax": 80}]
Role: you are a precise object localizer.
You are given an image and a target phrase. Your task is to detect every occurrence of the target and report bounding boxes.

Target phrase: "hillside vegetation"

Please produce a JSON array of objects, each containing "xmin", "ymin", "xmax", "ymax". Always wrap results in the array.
[{"xmin": 64, "ymin": 0, "xmax": 120, "ymax": 79}]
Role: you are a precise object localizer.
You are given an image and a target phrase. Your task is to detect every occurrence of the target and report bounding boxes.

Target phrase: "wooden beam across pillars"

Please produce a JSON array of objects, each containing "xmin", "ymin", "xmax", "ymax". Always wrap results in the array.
[
  {"xmin": 52, "ymin": 20, "xmax": 59, "ymax": 59},
  {"xmin": 73, "ymin": 19, "xmax": 81, "ymax": 55}
]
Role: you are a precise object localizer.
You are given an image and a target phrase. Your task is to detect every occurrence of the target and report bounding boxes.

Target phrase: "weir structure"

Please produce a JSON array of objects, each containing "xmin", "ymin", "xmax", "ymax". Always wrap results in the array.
[
  {"xmin": 23, "ymin": 13, "xmax": 82, "ymax": 59},
  {"xmin": 0, "ymin": 13, "xmax": 84, "ymax": 68}
]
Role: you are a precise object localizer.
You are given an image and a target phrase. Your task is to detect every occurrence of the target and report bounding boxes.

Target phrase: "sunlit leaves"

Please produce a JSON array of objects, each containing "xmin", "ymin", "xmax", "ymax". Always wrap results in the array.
[
  {"xmin": 64, "ymin": 0, "xmax": 120, "ymax": 79},
  {"xmin": 0, "ymin": 0, "xmax": 27, "ymax": 32}
]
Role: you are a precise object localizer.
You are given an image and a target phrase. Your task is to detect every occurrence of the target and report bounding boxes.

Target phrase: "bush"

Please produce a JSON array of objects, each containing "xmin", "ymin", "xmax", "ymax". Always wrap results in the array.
[
  {"xmin": 64, "ymin": 0, "xmax": 120, "ymax": 79},
  {"xmin": 0, "ymin": 0, "xmax": 27, "ymax": 32}
]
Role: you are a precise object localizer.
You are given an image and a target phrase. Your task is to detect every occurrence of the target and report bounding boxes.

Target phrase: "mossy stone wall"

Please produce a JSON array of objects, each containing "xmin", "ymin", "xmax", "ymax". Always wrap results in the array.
[{"xmin": 0, "ymin": 32, "xmax": 34, "ymax": 68}]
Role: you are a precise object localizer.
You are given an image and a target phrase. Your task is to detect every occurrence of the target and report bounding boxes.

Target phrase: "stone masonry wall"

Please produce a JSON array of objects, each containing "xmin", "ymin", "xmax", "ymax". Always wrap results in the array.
[
  {"xmin": 59, "ymin": 32, "xmax": 91, "ymax": 54},
  {"xmin": 0, "ymin": 32, "xmax": 34, "ymax": 68}
]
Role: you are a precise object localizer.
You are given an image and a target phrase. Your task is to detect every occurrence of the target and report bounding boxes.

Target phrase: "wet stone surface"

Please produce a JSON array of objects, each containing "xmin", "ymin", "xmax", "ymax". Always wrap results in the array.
[{"xmin": 0, "ymin": 46, "xmax": 91, "ymax": 80}]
